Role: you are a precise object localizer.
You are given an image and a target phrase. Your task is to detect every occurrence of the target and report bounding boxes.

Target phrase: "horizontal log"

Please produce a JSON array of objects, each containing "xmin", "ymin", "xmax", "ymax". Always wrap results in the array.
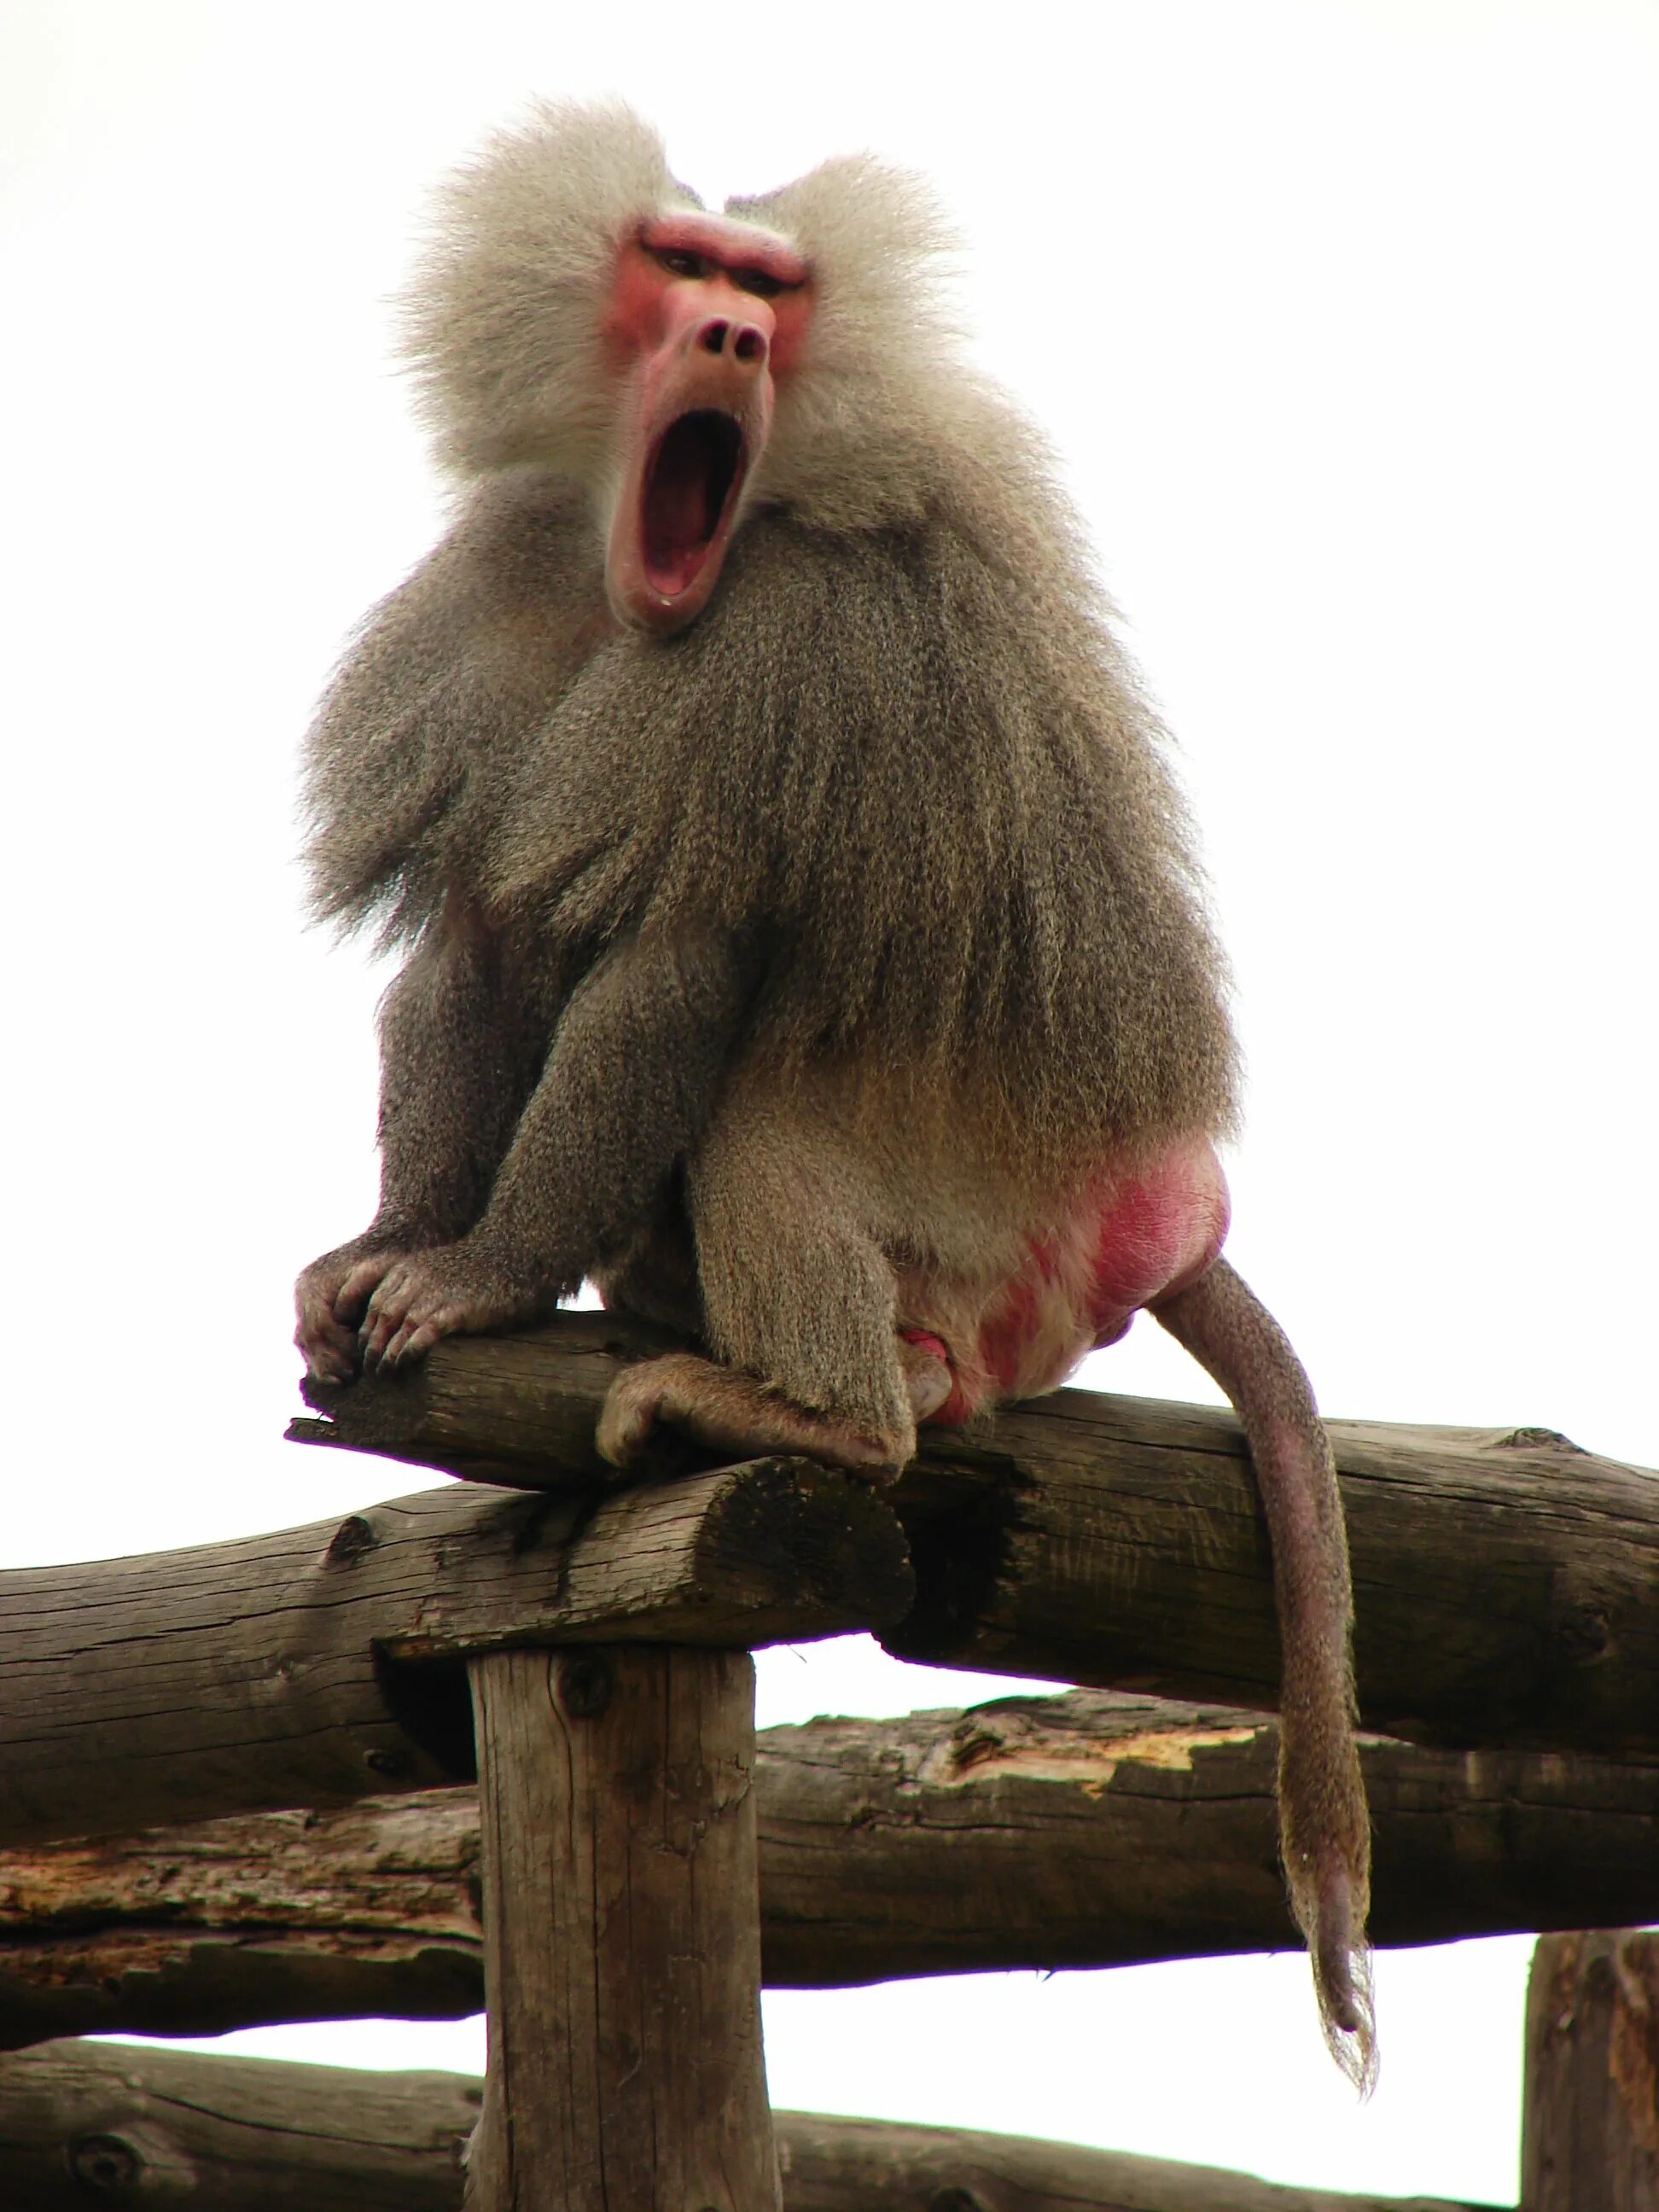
[
  {"xmin": 773, "ymin": 2110, "xmax": 1480, "ymax": 2212},
  {"xmin": 0, "ymin": 1464, "xmax": 910, "ymax": 1850},
  {"xmin": 299, "ymin": 1315, "xmax": 1659, "ymax": 1757},
  {"xmin": 0, "ymin": 2040, "xmax": 1478, "ymax": 2211},
  {"xmin": 913, "ymin": 1397, "xmax": 1659, "ymax": 1756},
  {"xmin": 0, "ymin": 2037, "xmax": 476, "ymax": 2209},
  {"xmin": 290, "ymin": 1313, "xmax": 660, "ymax": 1486},
  {"xmin": 3, "ymin": 1686, "xmax": 1655, "ymax": 2046}
]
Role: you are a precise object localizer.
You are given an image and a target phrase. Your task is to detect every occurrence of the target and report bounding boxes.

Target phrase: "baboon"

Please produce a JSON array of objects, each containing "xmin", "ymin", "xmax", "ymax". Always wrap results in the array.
[{"xmin": 294, "ymin": 102, "xmax": 1374, "ymax": 2086}]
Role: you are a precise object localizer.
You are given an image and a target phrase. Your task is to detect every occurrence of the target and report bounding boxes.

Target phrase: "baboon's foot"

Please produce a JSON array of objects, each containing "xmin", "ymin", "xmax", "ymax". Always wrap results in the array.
[{"xmin": 597, "ymin": 1352, "xmax": 916, "ymax": 1480}]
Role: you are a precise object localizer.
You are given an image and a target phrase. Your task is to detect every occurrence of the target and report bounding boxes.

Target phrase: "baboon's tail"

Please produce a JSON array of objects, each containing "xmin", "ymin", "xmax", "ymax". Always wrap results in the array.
[{"xmin": 1153, "ymin": 1257, "xmax": 1377, "ymax": 2094}]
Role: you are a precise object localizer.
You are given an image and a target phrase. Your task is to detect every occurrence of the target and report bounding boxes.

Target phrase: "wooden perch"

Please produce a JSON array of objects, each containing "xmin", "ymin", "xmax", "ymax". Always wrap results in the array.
[
  {"xmin": 290, "ymin": 1312, "xmax": 655, "ymax": 1485},
  {"xmin": 6, "ymin": 1314, "xmax": 1652, "ymax": 1855},
  {"xmin": 0, "ymin": 1463, "xmax": 910, "ymax": 1851},
  {"xmin": 0, "ymin": 2038, "xmax": 1481, "ymax": 2211},
  {"xmin": 4, "ymin": 1686, "xmax": 1657, "ymax": 2049},
  {"xmin": 295, "ymin": 1313, "xmax": 1659, "ymax": 1758}
]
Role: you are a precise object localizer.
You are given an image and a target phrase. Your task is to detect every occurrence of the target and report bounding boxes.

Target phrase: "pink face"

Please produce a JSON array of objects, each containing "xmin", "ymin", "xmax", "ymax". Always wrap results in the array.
[{"xmin": 601, "ymin": 212, "xmax": 813, "ymax": 637}]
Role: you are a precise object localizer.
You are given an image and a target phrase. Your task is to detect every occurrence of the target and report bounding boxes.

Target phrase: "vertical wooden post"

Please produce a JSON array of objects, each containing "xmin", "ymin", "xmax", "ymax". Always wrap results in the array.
[
  {"xmin": 1522, "ymin": 1930, "xmax": 1659, "ymax": 2210},
  {"xmin": 464, "ymin": 1644, "xmax": 780, "ymax": 2212}
]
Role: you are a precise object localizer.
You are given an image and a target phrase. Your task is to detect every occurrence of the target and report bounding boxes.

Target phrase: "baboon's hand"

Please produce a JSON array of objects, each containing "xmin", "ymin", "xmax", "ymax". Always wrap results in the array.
[
  {"xmin": 357, "ymin": 1240, "xmax": 542, "ymax": 1371},
  {"xmin": 294, "ymin": 1241, "xmax": 403, "ymax": 1384}
]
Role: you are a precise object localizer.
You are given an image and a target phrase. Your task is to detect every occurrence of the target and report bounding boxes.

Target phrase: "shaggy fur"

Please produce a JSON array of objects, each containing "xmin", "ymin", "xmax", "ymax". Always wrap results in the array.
[
  {"xmin": 309, "ymin": 100, "xmax": 1237, "ymax": 1179},
  {"xmin": 305, "ymin": 476, "xmax": 1237, "ymax": 1179}
]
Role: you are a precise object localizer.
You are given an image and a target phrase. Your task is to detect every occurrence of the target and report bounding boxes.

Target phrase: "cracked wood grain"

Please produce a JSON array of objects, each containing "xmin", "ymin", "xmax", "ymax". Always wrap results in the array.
[
  {"xmin": 0, "ymin": 1464, "xmax": 911, "ymax": 1850},
  {"xmin": 300, "ymin": 1313, "xmax": 1659, "ymax": 1758},
  {"xmin": 3, "ymin": 1688, "xmax": 1656, "ymax": 2047}
]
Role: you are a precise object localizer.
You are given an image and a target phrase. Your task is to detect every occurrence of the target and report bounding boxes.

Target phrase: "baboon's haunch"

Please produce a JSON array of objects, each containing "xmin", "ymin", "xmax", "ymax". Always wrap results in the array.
[{"xmin": 294, "ymin": 103, "xmax": 1374, "ymax": 2086}]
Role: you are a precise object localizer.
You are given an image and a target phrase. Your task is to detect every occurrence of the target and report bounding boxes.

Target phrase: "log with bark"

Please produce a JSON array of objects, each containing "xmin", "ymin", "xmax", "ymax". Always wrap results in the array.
[
  {"xmin": 5, "ymin": 1313, "xmax": 1654, "ymax": 1859},
  {"xmin": 0, "ymin": 2038, "xmax": 1481, "ymax": 2211},
  {"xmin": 0, "ymin": 1463, "xmax": 911, "ymax": 1851},
  {"xmin": 296, "ymin": 1313, "xmax": 1659, "ymax": 1757},
  {"xmin": 4, "ymin": 1687, "xmax": 1657, "ymax": 2049}
]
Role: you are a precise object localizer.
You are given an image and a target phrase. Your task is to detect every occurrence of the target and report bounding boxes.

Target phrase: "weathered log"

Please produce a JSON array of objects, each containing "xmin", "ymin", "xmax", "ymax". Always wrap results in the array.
[
  {"xmin": 5, "ymin": 1688, "xmax": 1657, "ymax": 2048},
  {"xmin": 0, "ymin": 2036, "xmax": 479, "ymax": 2209},
  {"xmin": 1522, "ymin": 1930, "xmax": 1659, "ymax": 2210},
  {"xmin": 464, "ymin": 1646, "xmax": 778, "ymax": 2212},
  {"xmin": 0, "ymin": 2039, "xmax": 1480, "ymax": 2211},
  {"xmin": 0, "ymin": 1464, "xmax": 910, "ymax": 1850},
  {"xmin": 297, "ymin": 1314, "xmax": 1659, "ymax": 1758},
  {"xmin": 772, "ymin": 2110, "xmax": 1479, "ymax": 2212},
  {"xmin": 906, "ymin": 1397, "xmax": 1659, "ymax": 1760},
  {"xmin": 289, "ymin": 1313, "xmax": 661, "ymax": 1486}
]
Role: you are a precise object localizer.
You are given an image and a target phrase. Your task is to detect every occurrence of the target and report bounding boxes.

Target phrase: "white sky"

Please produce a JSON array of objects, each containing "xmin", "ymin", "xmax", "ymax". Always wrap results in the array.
[{"xmin": 3, "ymin": 3, "xmax": 1656, "ymax": 2202}]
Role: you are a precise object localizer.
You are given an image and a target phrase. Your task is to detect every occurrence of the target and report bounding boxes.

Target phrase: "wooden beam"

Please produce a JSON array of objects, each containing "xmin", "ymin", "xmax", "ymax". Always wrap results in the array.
[
  {"xmin": 465, "ymin": 1647, "xmax": 777, "ymax": 2212},
  {"xmin": 1522, "ymin": 1930, "xmax": 1659, "ymax": 2210},
  {"xmin": 305, "ymin": 1309, "xmax": 1654, "ymax": 1761},
  {"xmin": 0, "ymin": 2035, "xmax": 479, "ymax": 2209},
  {"xmin": 900, "ymin": 1397, "xmax": 1659, "ymax": 1761},
  {"xmin": 0, "ymin": 1464, "xmax": 910, "ymax": 1850},
  {"xmin": 772, "ymin": 2110, "xmax": 1481, "ymax": 2212},
  {"xmin": 5, "ymin": 1688, "xmax": 1657, "ymax": 2048},
  {"xmin": 290, "ymin": 1313, "xmax": 661, "ymax": 1486},
  {"xmin": 8, "ymin": 1313, "xmax": 1651, "ymax": 1860},
  {"xmin": 0, "ymin": 2039, "xmax": 1481, "ymax": 2211},
  {"xmin": 298, "ymin": 1314, "xmax": 1659, "ymax": 1759}
]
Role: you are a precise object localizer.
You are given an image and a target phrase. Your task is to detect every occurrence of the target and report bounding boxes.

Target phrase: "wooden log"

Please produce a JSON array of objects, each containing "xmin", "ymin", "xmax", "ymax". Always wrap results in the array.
[
  {"xmin": 0, "ymin": 1465, "xmax": 910, "ymax": 1850},
  {"xmin": 0, "ymin": 2035, "xmax": 479, "ymax": 2209},
  {"xmin": 297, "ymin": 1313, "xmax": 1659, "ymax": 1759},
  {"xmin": 464, "ymin": 1646, "xmax": 779, "ymax": 2212},
  {"xmin": 1522, "ymin": 1930, "xmax": 1659, "ymax": 2210},
  {"xmin": 290, "ymin": 1313, "xmax": 667, "ymax": 1486},
  {"xmin": 772, "ymin": 2110, "xmax": 1480, "ymax": 2212},
  {"xmin": 902, "ymin": 1395, "xmax": 1659, "ymax": 1760},
  {"xmin": 0, "ymin": 2039, "xmax": 1481, "ymax": 2211},
  {"xmin": 6, "ymin": 1688, "xmax": 1658, "ymax": 2048}
]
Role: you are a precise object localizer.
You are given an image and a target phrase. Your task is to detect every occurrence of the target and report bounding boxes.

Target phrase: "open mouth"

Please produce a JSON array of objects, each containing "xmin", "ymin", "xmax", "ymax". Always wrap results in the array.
[{"xmin": 641, "ymin": 410, "xmax": 745, "ymax": 601}]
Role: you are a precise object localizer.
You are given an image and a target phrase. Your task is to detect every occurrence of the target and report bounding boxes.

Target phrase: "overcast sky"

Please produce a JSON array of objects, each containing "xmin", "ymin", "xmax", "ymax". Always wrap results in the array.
[{"xmin": 3, "ymin": 3, "xmax": 1656, "ymax": 2202}]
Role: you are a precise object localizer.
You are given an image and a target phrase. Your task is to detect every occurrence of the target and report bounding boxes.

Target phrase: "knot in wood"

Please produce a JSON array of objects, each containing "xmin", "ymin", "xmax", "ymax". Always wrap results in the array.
[
  {"xmin": 556, "ymin": 1650, "xmax": 614, "ymax": 1720},
  {"xmin": 1557, "ymin": 1603, "xmax": 1612, "ymax": 1664},
  {"xmin": 325, "ymin": 1513, "xmax": 379, "ymax": 1565},
  {"xmin": 67, "ymin": 2133, "xmax": 141, "ymax": 2189}
]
